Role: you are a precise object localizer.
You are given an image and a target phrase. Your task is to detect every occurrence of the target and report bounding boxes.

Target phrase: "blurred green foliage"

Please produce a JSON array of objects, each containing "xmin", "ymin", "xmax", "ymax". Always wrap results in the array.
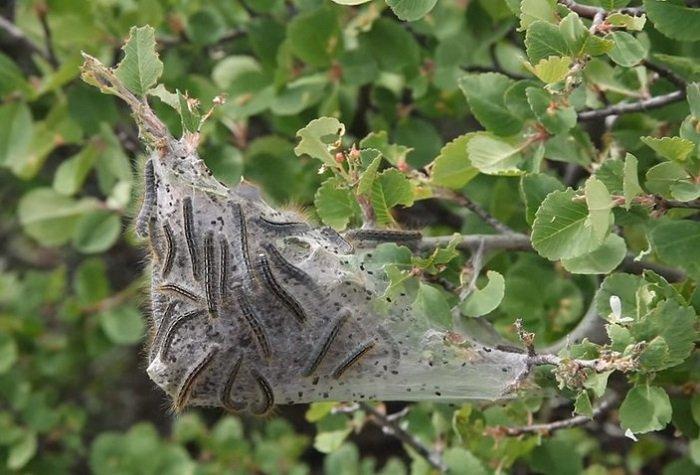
[{"xmin": 1, "ymin": 0, "xmax": 700, "ymax": 473}]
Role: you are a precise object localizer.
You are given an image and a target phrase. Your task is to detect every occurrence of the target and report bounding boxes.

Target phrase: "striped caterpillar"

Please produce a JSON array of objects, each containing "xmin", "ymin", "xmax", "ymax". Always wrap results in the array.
[{"xmin": 140, "ymin": 141, "xmax": 530, "ymax": 415}]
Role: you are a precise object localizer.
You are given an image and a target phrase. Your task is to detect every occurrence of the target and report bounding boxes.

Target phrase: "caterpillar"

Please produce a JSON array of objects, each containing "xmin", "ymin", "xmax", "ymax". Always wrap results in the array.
[{"xmin": 141, "ymin": 143, "xmax": 530, "ymax": 414}]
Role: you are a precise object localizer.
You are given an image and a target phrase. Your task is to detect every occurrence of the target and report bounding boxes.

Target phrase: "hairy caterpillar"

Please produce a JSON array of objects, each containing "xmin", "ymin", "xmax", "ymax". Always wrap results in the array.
[{"xmin": 141, "ymin": 140, "xmax": 530, "ymax": 414}]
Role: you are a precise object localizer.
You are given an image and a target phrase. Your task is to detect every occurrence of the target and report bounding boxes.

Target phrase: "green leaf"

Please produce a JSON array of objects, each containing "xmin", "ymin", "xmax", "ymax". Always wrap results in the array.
[
  {"xmin": 650, "ymin": 220, "xmax": 700, "ymax": 277},
  {"xmin": 607, "ymin": 31, "xmax": 647, "ymax": 67},
  {"xmin": 641, "ymin": 136, "xmax": 695, "ymax": 163},
  {"xmin": 467, "ymin": 133, "xmax": 524, "ymax": 176},
  {"xmin": 594, "ymin": 273, "xmax": 642, "ymax": 322},
  {"xmin": 99, "ymin": 304, "xmax": 145, "ymax": 345},
  {"xmin": 622, "ymin": 153, "xmax": 643, "ymax": 210},
  {"xmin": 529, "ymin": 55, "xmax": 572, "ymax": 84},
  {"xmin": 73, "ymin": 211, "xmax": 122, "ymax": 254},
  {"xmin": 524, "ymin": 20, "xmax": 569, "ymax": 63},
  {"xmin": 177, "ymin": 90, "xmax": 200, "ymax": 134},
  {"xmin": 561, "ymin": 234, "xmax": 627, "ymax": 274},
  {"xmin": 7, "ymin": 430, "xmax": 37, "ymax": 470},
  {"xmin": 671, "ymin": 181, "xmax": 700, "ymax": 202},
  {"xmin": 385, "ymin": 0, "xmax": 438, "ymax": 21},
  {"xmin": 430, "ymin": 133, "xmax": 479, "ymax": 189},
  {"xmin": 443, "ymin": 447, "xmax": 487, "ymax": 475},
  {"xmin": 0, "ymin": 333, "xmax": 18, "ymax": 374},
  {"xmin": 531, "ymin": 180, "xmax": 611, "ymax": 260},
  {"xmin": 413, "ymin": 283, "xmax": 452, "ymax": 328},
  {"xmin": 114, "ymin": 25, "xmax": 163, "ymax": 96},
  {"xmin": 360, "ymin": 131, "xmax": 411, "ymax": 166},
  {"xmin": 606, "ymin": 13, "xmax": 647, "ymax": 31},
  {"xmin": 458, "ymin": 73, "xmax": 523, "ymax": 136},
  {"xmin": 687, "ymin": 83, "xmax": 700, "ymax": 119},
  {"xmin": 520, "ymin": 173, "xmax": 564, "ymax": 225},
  {"xmin": 644, "ymin": 0, "xmax": 700, "ymax": 41},
  {"xmin": 519, "ymin": 0, "xmax": 557, "ymax": 30},
  {"xmin": 585, "ymin": 176, "xmax": 613, "ymax": 244},
  {"xmin": 638, "ymin": 336, "xmax": 670, "ymax": 370},
  {"xmin": 53, "ymin": 142, "xmax": 99, "ymax": 196},
  {"xmin": 314, "ymin": 178, "xmax": 360, "ymax": 230},
  {"xmin": 357, "ymin": 149, "xmax": 383, "ymax": 196},
  {"xmin": 619, "ymin": 385, "xmax": 672, "ymax": 434},
  {"xmin": 0, "ymin": 52, "xmax": 33, "ymax": 98},
  {"xmin": 460, "ymin": 270, "xmax": 506, "ymax": 317},
  {"xmin": 0, "ymin": 101, "xmax": 33, "ymax": 170},
  {"xmin": 526, "ymin": 86, "xmax": 576, "ymax": 134},
  {"xmin": 360, "ymin": 19, "xmax": 420, "ymax": 72},
  {"xmin": 294, "ymin": 117, "xmax": 345, "ymax": 169},
  {"xmin": 18, "ymin": 188, "xmax": 99, "ymax": 247},
  {"xmin": 331, "ymin": 0, "xmax": 371, "ymax": 4},
  {"xmin": 645, "ymin": 161, "xmax": 690, "ymax": 197},
  {"xmin": 371, "ymin": 169, "xmax": 414, "ymax": 226},
  {"xmin": 574, "ymin": 391, "xmax": 593, "ymax": 417},
  {"xmin": 584, "ymin": 370, "xmax": 613, "ymax": 398},
  {"xmin": 314, "ymin": 429, "xmax": 352, "ymax": 454}
]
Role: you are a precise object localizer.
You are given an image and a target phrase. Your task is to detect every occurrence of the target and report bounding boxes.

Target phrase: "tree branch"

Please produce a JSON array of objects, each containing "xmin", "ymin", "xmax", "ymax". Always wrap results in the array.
[
  {"xmin": 419, "ymin": 233, "xmax": 687, "ymax": 282},
  {"xmin": 493, "ymin": 395, "xmax": 617, "ymax": 436},
  {"xmin": 577, "ymin": 90, "xmax": 686, "ymax": 121},
  {"xmin": 436, "ymin": 189, "xmax": 515, "ymax": 234},
  {"xmin": 557, "ymin": 0, "xmax": 644, "ymax": 18},
  {"xmin": 359, "ymin": 402, "xmax": 446, "ymax": 472},
  {"xmin": 0, "ymin": 14, "xmax": 52, "ymax": 62},
  {"xmin": 643, "ymin": 60, "xmax": 687, "ymax": 90}
]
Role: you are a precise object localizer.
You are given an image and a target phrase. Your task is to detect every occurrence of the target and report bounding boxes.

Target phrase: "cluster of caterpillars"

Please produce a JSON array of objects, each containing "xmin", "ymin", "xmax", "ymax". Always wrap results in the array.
[{"xmin": 138, "ymin": 155, "xmax": 424, "ymax": 415}]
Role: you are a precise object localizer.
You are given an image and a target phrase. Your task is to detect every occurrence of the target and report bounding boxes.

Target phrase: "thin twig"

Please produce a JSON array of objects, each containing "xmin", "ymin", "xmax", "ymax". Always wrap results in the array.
[
  {"xmin": 558, "ymin": 0, "xmax": 644, "ymax": 18},
  {"xmin": 495, "ymin": 395, "xmax": 617, "ymax": 436},
  {"xmin": 643, "ymin": 60, "xmax": 687, "ymax": 90},
  {"xmin": 36, "ymin": 4, "xmax": 58, "ymax": 69},
  {"xmin": 0, "ymin": 15, "xmax": 52, "ymax": 62},
  {"xmin": 577, "ymin": 90, "xmax": 686, "ymax": 121},
  {"xmin": 439, "ymin": 190, "xmax": 515, "ymax": 234},
  {"xmin": 359, "ymin": 402, "xmax": 447, "ymax": 472},
  {"xmin": 419, "ymin": 233, "xmax": 687, "ymax": 282}
]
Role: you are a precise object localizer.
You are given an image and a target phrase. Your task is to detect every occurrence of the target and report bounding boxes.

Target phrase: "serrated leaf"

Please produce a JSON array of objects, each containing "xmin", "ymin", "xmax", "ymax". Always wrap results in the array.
[
  {"xmin": 360, "ymin": 131, "xmax": 412, "ymax": 166},
  {"xmin": 386, "ymin": 0, "xmax": 438, "ymax": 21},
  {"xmin": 607, "ymin": 31, "xmax": 648, "ymax": 67},
  {"xmin": 357, "ymin": 149, "xmax": 382, "ymax": 196},
  {"xmin": 467, "ymin": 133, "xmax": 525, "ymax": 176},
  {"xmin": 622, "ymin": 153, "xmax": 643, "ymax": 209},
  {"xmin": 584, "ymin": 370, "xmax": 613, "ymax": 398},
  {"xmin": 644, "ymin": 0, "xmax": 700, "ymax": 41},
  {"xmin": 594, "ymin": 273, "xmax": 642, "ymax": 322},
  {"xmin": 645, "ymin": 161, "xmax": 690, "ymax": 197},
  {"xmin": 519, "ymin": 0, "xmax": 557, "ymax": 30},
  {"xmin": 520, "ymin": 173, "xmax": 565, "ymax": 225},
  {"xmin": 641, "ymin": 136, "xmax": 695, "ymax": 163},
  {"xmin": 177, "ymin": 90, "xmax": 200, "ymax": 134},
  {"xmin": 531, "ymin": 184, "xmax": 611, "ymax": 260},
  {"xmin": 429, "ymin": 133, "xmax": 479, "ymax": 189},
  {"xmin": 315, "ymin": 178, "xmax": 360, "ymax": 230},
  {"xmin": 607, "ymin": 13, "xmax": 647, "ymax": 31},
  {"xmin": 114, "ymin": 25, "xmax": 163, "ymax": 96},
  {"xmin": 561, "ymin": 233, "xmax": 627, "ymax": 274},
  {"xmin": 528, "ymin": 55, "xmax": 571, "ymax": 84},
  {"xmin": 371, "ymin": 169, "xmax": 413, "ymax": 226},
  {"xmin": 525, "ymin": 21, "xmax": 569, "ymax": 63},
  {"xmin": 460, "ymin": 270, "xmax": 506, "ymax": 317},
  {"xmin": 458, "ymin": 73, "xmax": 523, "ymax": 136},
  {"xmin": 526, "ymin": 86, "xmax": 576, "ymax": 134},
  {"xmin": 619, "ymin": 385, "xmax": 672, "ymax": 434},
  {"xmin": 294, "ymin": 117, "xmax": 345, "ymax": 169}
]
